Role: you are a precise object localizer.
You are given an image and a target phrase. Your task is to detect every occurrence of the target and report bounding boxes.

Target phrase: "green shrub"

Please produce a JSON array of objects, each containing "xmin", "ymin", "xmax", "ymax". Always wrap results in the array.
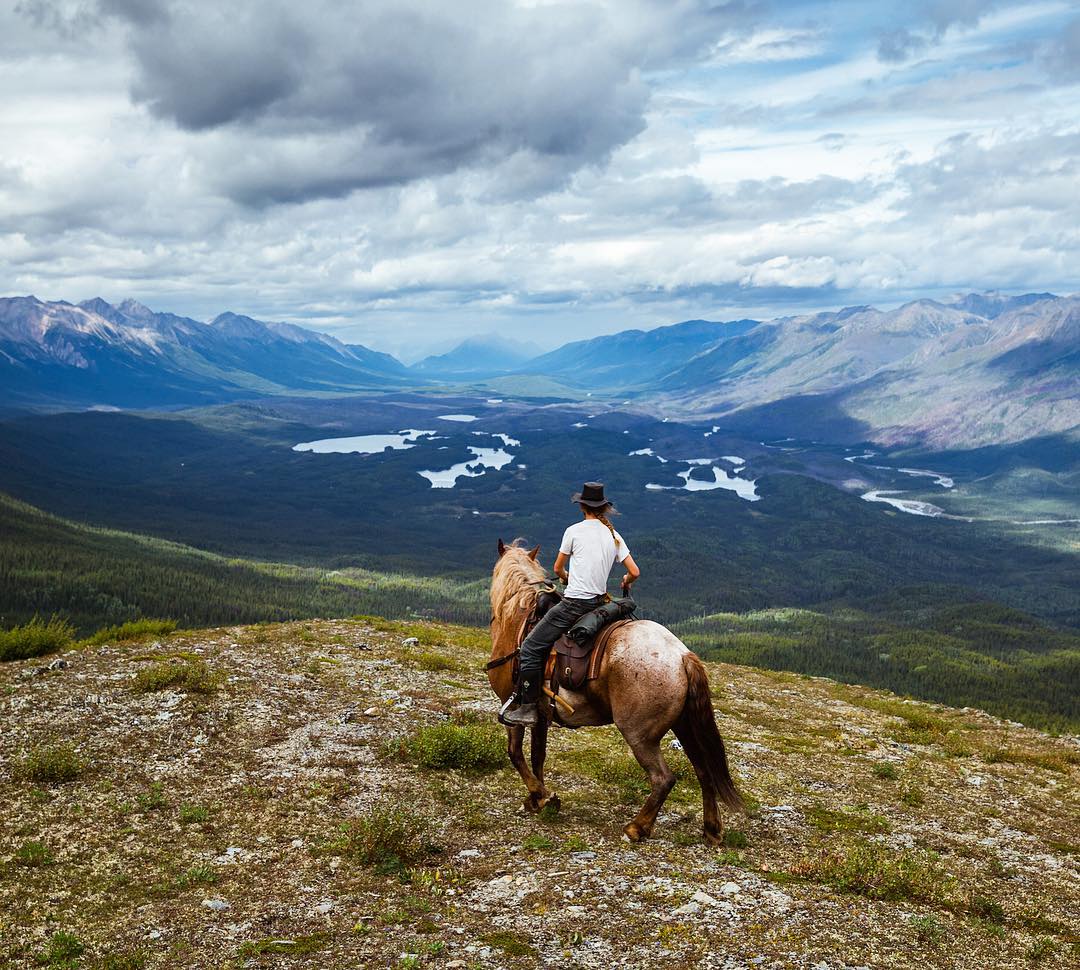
[
  {"xmin": 82, "ymin": 619, "xmax": 177, "ymax": 647},
  {"xmin": 178, "ymin": 804, "xmax": 210, "ymax": 825},
  {"xmin": 0, "ymin": 615, "xmax": 74, "ymax": 662},
  {"xmin": 1025, "ymin": 937, "xmax": 1058, "ymax": 962},
  {"xmin": 400, "ymin": 723, "xmax": 505, "ymax": 771},
  {"xmin": 482, "ymin": 931, "xmax": 536, "ymax": 958},
  {"xmin": 791, "ymin": 838, "xmax": 950, "ymax": 903},
  {"xmin": 413, "ymin": 651, "xmax": 457, "ymax": 671},
  {"xmin": 723, "ymin": 829, "xmax": 749, "ymax": 849},
  {"xmin": 13, "ymin": 743, "xmax": 85, "ymax": 785},
  {"xmin": 179, "ymin": 863, "xmax": 217, "ymax": 887},
  {"xmin": 806, "ymin": 804, "xmax": 891, "ymax": 835},
  {"xmin": 136, "ymin": 782, "xmax": 168, "ymax": 811},
  {"xmin": 132, "ymin": 659, "xmax": 221, "ymax": 694},
  {"xmin": 35, "ymin": 930, "xmax": 84, "ymax": 967},
  {"xmin": 900, "ymin": 784, "xmax": 925, "ymax": 807},
  {"xmin": 962, "ymin": 893, "xmax": 1006, "ymax": 924},
  {"xmin": 15, "ymin": 840, "xmax": 54, "ymax": 868},
  {"xmin": 338, "ymin": 801, "xmax": 439, "ymax": 874},
  {"xmin": 98, "ymin": 949, "xmax": 149, "ymax": 970},
  {"xmin": 910, "ymin": 914, "xmax": 944, "ymax": 943},
  {"xmin": 873, "ymin": 762, "xmax": 900, "ymax": 780}
]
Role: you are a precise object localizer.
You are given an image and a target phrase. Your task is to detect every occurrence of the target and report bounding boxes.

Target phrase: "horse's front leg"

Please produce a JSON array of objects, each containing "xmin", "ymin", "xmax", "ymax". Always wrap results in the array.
[
  {"xmin": 528, "ymin": 719, "xmax": 559, "ymax": 814},
  {"xmin": 505, "ymin": 725, "xmax": 550, "ymax": 813}
]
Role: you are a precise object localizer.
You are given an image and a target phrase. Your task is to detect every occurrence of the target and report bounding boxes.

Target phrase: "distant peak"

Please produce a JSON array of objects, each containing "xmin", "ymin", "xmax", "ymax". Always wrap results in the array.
[
  {"xmin": 210, "ymin": 311, "xmax": 269, "ymax": 338},
  {"xmin": 79, "ymin": 297, "xmax": 114, "ymax": 314},
  {"xmin": 117, "ymin": 298, "xmax": 154, "ymax": 318}
]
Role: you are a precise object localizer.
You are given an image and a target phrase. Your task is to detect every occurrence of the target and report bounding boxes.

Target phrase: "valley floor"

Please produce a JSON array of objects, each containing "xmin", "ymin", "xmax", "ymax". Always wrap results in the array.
[{"xmin": 1, "ymin": 618, "xmax": 1077, "ymax": 969}]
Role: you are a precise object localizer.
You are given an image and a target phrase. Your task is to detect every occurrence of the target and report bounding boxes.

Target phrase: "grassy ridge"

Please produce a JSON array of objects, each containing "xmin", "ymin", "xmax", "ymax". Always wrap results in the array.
[{"xmin": 0, "ymin": 493, "xmax": 488, "ymax": 636}]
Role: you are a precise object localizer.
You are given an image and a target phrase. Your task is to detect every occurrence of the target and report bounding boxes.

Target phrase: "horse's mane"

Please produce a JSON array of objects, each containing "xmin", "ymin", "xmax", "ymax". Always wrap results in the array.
[{"xmin": 490, "ymin": 540, "xmax": 546, "ymax": 638}]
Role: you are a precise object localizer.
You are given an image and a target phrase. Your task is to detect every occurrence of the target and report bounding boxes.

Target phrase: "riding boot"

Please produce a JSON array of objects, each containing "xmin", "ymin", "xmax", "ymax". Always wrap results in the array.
[{"xmin": 499, "ymin": 676, "xmax": 541, "ymax": 727}]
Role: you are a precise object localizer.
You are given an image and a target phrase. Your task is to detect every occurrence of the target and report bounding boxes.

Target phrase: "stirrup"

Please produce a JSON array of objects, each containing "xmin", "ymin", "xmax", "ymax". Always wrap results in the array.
[{"xmin": 497, "ymin": 693, "xmax": 518, "ymax": 725}]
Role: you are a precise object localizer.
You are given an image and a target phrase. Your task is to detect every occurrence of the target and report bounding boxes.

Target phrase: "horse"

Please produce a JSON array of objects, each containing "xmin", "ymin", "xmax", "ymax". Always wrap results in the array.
[{"xmin": 488, "ymin": 539, "xmax": 743, "ymax": 844}]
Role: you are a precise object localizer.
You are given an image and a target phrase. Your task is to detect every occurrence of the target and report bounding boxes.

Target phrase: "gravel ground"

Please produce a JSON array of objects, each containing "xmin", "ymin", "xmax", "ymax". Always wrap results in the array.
[{"xmin": 1, "ymin": 617, "xmax": 1077, "ymax": 969}]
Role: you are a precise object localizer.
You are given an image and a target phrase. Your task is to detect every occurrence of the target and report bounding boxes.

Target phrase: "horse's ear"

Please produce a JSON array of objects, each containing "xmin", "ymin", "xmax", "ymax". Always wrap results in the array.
[
  {"xmin": 497, "ymin": 539, "xmax": 507, "ymax": 557},
  {"xmin": 528, "ymin": 544, "xmax": 540, "ymax": 561}
]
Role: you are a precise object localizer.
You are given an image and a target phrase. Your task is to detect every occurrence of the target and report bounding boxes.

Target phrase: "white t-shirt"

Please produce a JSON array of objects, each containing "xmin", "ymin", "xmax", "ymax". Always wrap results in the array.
[{"xmin": 559, "ymin": 518, "xmax": 631, "ymax": 599}]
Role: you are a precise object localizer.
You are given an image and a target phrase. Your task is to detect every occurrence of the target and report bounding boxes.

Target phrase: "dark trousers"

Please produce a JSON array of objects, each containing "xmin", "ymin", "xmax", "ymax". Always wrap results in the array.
[{"xmin": 518, "ymin": 595, "xmax": 605, "ymax": 697}]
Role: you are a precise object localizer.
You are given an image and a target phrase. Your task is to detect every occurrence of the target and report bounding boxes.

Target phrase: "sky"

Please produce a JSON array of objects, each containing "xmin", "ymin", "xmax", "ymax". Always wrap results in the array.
[{"xmin": 1, "ymin": 0, "xmax": 1078, "ymax": 357}]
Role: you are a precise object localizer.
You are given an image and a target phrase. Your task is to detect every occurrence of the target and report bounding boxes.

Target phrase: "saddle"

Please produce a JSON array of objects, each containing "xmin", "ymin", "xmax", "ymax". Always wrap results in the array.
[{"xmin": 545, "ymin": 595, "xmax": 637, "ymax": 694}]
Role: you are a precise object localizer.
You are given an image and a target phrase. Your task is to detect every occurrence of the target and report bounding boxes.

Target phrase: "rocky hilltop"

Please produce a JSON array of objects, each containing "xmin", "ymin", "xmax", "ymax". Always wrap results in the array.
[{"xmin": 2, "ymin": 618, "xmax": 1077, "ymax": 968}]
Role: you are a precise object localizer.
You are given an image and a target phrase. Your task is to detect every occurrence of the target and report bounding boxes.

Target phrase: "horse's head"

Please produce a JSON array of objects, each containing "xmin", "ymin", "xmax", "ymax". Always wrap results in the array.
[{"xmin": 491, "ymin": 538, "xmax": 547, "ymax": 622}]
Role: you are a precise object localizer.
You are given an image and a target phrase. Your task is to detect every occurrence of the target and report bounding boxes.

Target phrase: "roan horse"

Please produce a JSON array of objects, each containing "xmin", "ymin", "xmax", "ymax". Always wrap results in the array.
[{"xmin": 488, "ymin": 540, "xmax": 743, "ymax": 844}]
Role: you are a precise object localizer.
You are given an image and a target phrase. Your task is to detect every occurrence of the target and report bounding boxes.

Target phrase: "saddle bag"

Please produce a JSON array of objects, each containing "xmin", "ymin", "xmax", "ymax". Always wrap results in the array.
[{"xmin": 567, "ymin": 595, "xmax": 637, "ymax": 645}]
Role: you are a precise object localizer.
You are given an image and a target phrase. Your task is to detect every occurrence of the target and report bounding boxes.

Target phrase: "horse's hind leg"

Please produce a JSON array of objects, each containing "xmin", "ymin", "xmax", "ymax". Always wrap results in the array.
[
  {"xmin": 673, "ymin": 723, "xmax": 723, "ymax": 845},
  {"xmin": 622, "ymin": 734, "xmax": 676, "ymax": 842},
  {"xmin": 505, "ymin": 725, "xmax": 550, "ymax": 813}
]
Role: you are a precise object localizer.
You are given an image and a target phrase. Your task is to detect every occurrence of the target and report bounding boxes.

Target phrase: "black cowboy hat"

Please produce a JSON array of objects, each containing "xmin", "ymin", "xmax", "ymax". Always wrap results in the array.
[{"xmin": 571, "ymin": 481, "xmax": 615, "ymax": 509}]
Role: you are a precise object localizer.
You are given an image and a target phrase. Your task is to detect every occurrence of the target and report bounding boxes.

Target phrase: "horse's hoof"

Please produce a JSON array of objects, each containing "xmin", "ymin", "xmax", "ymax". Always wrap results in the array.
[
  {"xmin": 538, "ymin": 794, "xmax": 561, "ymax": 815},
  {"xmin": 703, "ymin": 827, "xmax": 724, "ymax": 847},
  {"xmin": 522, "ymin": 795, "xmax": 541, "ymax": 814},
  {"xmin": 623, "ymin": 822, "xmax": 649, "ymax": 843}
]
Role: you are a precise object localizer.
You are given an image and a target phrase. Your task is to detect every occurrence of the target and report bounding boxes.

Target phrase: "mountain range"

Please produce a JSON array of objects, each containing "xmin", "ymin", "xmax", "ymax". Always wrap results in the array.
[
  {"xmin": 1, "ymin": 292, "xmax": 1076, "ymax": 449},
  {"xmin": 0, "ymin": 296, "xmax": 412, "ymax": 409}
]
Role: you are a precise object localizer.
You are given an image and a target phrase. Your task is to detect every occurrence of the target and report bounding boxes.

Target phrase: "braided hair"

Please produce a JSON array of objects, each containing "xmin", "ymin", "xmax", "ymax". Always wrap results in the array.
[{"xmin": 580, "ymin": 502, "xmax": 620, "ymax": 548}]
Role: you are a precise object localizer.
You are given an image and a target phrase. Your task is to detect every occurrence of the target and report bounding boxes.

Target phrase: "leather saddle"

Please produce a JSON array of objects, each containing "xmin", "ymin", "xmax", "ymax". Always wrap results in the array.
[{"xmin": 545, "ymin": 595, "xmax": 637, "ymax": 694}]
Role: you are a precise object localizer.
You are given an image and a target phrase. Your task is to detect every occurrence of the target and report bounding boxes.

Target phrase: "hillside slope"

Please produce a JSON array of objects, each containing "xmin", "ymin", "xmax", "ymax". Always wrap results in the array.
[
  {"xmin": 0, "ymin": 492, "xmax": 487, "ymax": 634},
  {"xmin": 1, "ymin": 618, "xmax": 1077, "ymax": 968}
]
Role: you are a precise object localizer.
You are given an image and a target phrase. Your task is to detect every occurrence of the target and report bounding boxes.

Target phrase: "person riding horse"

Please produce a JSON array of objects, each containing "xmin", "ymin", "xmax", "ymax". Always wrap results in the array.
[{"xmin": 500, "ymin": 481, "xmax": 641, "ymax": 726}]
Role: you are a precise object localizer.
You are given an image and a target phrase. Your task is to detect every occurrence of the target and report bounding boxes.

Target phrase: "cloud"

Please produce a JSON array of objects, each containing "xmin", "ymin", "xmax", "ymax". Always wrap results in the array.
[
  {"xmin": 2, "ymin": 0, "xmax": 1078, "ymax": 353},
  {"xmin": 82, "ymin": 0, "xmax": 751, "ymax": 205},
  {"xmin": 876, "ymin": 0, "xmax": 1004, "ymax": 62},
  {"xmin": 1041, "ymin": 15, "xmax": 1080, "ymax": 81},
  {"xmin": 877, "ymin": 28, "xmax": 929, "ymax": 63}
]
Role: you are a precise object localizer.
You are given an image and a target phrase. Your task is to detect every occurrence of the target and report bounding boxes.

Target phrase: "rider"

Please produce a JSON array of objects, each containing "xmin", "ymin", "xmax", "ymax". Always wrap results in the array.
[{"xmin": 500, "ymin": 481, "xmax": 641, "ymax": 727}]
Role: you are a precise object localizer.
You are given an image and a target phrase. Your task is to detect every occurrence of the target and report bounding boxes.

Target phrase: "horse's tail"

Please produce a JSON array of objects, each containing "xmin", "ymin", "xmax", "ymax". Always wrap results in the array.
[{"xmin": 674, "ymin": 651, "xmax": 743, "ymax": 812}]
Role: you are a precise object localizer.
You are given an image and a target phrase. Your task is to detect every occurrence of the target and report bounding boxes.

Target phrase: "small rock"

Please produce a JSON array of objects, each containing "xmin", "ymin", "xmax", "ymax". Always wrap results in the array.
[
  {"xmin": 967, "ymin": 775, "xmax": 985, "ymax": 787},
  {"xmin": 673, "ymin": 900, "xmax": 701, "ymax": 917},
  {"xmin": 402, "ymin": 637, "xmax": 420, "ymax": 647},
  {"xmin": 314, "ymin": 900, "xmax": 334, "ymax": 915},
  {"xmin": 202, "ymin": 899, "xmax": 230, "ymax": 912},
  {"xmin": 356, "ymin": 643, "xmax": 372, "ymax": 651},
  {"xmin": 446, "ymin": 963, "xmax": 468, "ymax": 969},
  {"xmin": 720, "ymin": 881, "xmax": 741, "ymax": 896},
  {"xmin": 341, "ymin": 707, "xmax": 356, "ymax": 724},
  {"xmin": 457, "ymin": 848, "xmax": 482, "ymax": 858},
  {"xmin": 691, "ymin": 890, "xmax": 720, "ymax": 907},
  {"xmin": 668, "ymin": 738, "xmax": 684, "ymax": 750},
  {"xmin": 363, "ymin": 707, "xmax": 380, "ymax": 717},
  {"xmin": 291, "ymin": 839, "xmax": 304, "ymax": 849},
  {"xmin": 47, "ymin": 658, "xmax": 69, "ymax": 670}
]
